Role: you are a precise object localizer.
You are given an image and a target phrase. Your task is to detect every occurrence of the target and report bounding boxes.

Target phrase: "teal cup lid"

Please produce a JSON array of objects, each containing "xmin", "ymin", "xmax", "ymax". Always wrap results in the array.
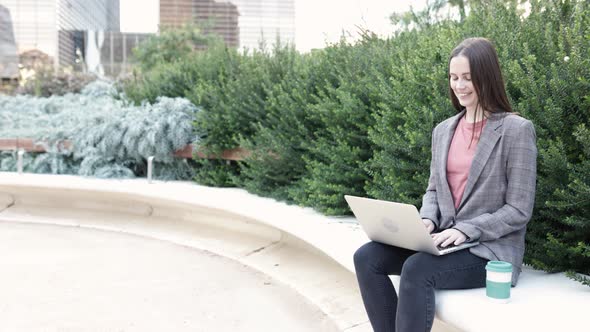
[{"xmin": 486, "ymin": 261, "xmax": 513, "ymax": 273}]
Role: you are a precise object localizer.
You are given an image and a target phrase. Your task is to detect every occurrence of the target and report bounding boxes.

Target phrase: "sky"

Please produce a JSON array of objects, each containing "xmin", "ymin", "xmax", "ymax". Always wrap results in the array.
[{"xmin": 120, "ymin": 0, "xmax": 427, "ymax": 53}]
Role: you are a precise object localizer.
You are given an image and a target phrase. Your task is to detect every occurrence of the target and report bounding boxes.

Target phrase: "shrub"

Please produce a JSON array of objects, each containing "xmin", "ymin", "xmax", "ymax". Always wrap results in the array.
[
  {"xmin": 499, "ymin": 0, "xmax": 590, "ymax": 283},
  {"xmin": 366, "ymin": 22, "xmax": 459, "ymax": 206},
  {"xmin": 121, "ymin": 0, "xmax": 590, "ymax": 285},
  {"xmin": 0, "ymin": 80, "xmax": 198, "ymax": 180},
  {"xmin": 235, "ymin": 44, "xmax": 317, "ymax": 200},
  {"xmin": 290, "ymin": 35, "xmax": 390, "ymax": 214},
  {"xmin": 16, "ymin": 66, "xmax": 97, "ymax": 97},
  {"xmin": 132, "ymin": 24, "xmax": 221, "ymax": 72},
  {"xmin": 370, "ymin": 0, "xmax": 590, "ymax": 284}
]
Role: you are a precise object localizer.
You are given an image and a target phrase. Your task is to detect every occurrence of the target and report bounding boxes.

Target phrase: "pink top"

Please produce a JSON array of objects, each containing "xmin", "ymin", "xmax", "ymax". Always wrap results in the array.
[{"xmin": 446, "ymin": 115, "xmax": 487, "ymax": 209}]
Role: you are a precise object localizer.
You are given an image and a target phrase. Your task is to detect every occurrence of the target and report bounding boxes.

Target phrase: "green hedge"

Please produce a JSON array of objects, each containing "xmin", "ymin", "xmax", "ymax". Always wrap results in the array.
[{"xmin": 122, "ymin": 0, "xmax": 590, "ymax": 285}]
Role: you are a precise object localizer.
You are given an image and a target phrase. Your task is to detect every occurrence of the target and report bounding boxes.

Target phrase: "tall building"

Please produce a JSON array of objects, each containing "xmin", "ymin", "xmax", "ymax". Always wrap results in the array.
[
  {"xmin": 160, "ymin": 0, "xmax": 193, "ymax": 28},
  {"xmin": 56, "ymin": 0, "xmax": 119, "ymax": 31},
  {"xmin": 231, "ymin": 0, "xmax": 295, "ymax": 50},
  {"xmin": 159, "ymin": 0, "xmax": 295, "ymax": 50},
  {"xmin": 0, "ymin": 4, "xmax": 19, "ymax": 80},
  {"xmin": 99, "ymin": 31, "xmax": 151, "ymax": 76},
  {"xmin": 160, "ymin": 0, "xmax": 239, "ymax": 48},
  {"xmin": 0, "ymin": 0, "xmax": 120, "ymax": 73}
]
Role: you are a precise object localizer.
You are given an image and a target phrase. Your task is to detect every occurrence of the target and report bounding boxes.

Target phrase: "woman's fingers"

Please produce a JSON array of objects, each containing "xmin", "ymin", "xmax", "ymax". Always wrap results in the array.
[
  {"xmin": 453, "ymin": 236, "xmax": 466, "ymax": 246},
  {"xmin": 432, "ymin": 229, "xmax": 466, "ymax": 247},
  {"xmin": 432, "ymin": 232, "xmax": 448, "ymax": 247},
  {"xmin": 441, "ymin": 234, "xmax": 456, "ymax": 247}
]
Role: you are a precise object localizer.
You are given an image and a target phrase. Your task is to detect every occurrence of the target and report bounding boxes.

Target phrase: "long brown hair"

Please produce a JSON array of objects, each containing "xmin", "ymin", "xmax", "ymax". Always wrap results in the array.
[{"xmin": 448, "ymin": 38, "xmax": 513, "ymax": 117}]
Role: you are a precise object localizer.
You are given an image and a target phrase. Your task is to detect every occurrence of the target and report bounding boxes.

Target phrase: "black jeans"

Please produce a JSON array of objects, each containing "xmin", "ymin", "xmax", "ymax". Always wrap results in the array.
[{"xmin": 353, "ymin": 241, "xmax": 488, "ymax": 332}]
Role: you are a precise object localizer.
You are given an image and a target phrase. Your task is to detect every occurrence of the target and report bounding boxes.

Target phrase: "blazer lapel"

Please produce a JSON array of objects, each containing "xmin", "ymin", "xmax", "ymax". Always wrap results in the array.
[
  {"xmin": 439, "ymin": 111, "xmax": 465, "ymax": 217},
  {"xmin": 457, "ymin": 113, "xmax": 504, "ymax": 210}
]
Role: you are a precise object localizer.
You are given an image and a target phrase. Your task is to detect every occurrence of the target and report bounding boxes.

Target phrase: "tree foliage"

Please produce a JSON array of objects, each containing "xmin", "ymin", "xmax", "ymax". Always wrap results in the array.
[{"xmin": 121, "ymin": 0, "xmax": 590, "ymax": 284}]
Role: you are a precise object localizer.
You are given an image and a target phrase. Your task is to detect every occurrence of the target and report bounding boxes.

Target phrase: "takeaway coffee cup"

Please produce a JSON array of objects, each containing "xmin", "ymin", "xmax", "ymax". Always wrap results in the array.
[{"xmin": 485, "ymin": 261, "xmax": 513, "ymax": 303}]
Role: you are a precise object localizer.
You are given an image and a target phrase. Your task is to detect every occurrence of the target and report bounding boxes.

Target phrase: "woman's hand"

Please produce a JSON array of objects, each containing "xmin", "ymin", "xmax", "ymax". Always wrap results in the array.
[
  {"xmin": 422, "ymin": 219, "xmax": 435, "ymax": 234},
  {"xmin": 432, "ymin": 228, "xmax": 467, "ymax": 247}
]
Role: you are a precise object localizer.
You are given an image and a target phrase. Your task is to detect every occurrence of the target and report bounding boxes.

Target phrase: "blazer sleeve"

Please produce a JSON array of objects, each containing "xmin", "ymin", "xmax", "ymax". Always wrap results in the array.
[
  {"xmin": 420, "ymin": 128, "xmax": 441, "ymax": 229},
  {"xmin": 453, "ymin": 120, "xmax": 537, "ymax": 242}
]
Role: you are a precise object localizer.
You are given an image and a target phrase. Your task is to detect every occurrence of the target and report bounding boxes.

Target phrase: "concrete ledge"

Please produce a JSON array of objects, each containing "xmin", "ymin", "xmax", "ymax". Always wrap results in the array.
[
  {"xmin": 436, "ymin": 263, "xmax": 589, "ymax": 331},
  {"xmin": 1, "ymin": 172, "xmax": 587, "ymax": 332},
  {"xmin": 0, "ymin": 173, "xmax": 371, "ymax": 331}
]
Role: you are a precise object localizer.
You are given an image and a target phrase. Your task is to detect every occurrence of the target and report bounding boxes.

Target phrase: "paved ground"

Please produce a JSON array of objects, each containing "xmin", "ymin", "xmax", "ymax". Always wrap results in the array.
[{"xmin": 0, "ymin": 221, "xmax": 340, "ymax": 332}]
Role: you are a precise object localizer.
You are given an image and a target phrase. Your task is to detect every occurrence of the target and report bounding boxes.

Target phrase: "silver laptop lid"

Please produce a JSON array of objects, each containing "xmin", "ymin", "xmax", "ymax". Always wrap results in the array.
[{"xmin": 345, "ymin": 195, "xmax": 478, "ymax": 255}]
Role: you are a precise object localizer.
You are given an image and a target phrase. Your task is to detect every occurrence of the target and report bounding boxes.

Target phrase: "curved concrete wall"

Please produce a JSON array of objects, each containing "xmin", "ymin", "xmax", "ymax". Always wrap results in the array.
[
  {"xmin": 4, "ymin": 174, "xmax": 587, "ymax": 332},
  {"xmin": 0, "ymin": 172, "xmax": 466, "ymax": 332},
  {"xmin": 0, "ymin": 173, "xmax": 371, "ymax": 331}
]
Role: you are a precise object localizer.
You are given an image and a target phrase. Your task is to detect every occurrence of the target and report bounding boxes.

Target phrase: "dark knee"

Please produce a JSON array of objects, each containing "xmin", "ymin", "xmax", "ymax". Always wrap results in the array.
[
  {"xmin": 401, "ymin": 253, "xmax": 434, "ymax": 279},
  {"xmin": 353, "ymin": 242, "xmax": 380, "ymax": 270}
]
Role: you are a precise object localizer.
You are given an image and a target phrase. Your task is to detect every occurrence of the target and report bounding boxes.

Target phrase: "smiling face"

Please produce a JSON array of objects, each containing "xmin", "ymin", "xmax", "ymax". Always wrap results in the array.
[{"xmin": 449, "ymin": 55, "xmax": 479, "ymax": 113}]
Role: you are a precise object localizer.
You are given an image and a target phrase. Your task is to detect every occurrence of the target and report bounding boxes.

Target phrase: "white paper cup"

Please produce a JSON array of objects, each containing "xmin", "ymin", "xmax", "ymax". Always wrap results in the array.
[{"xmin": 485, "ymin": 261, "xmax": 513, "ymax": 303}]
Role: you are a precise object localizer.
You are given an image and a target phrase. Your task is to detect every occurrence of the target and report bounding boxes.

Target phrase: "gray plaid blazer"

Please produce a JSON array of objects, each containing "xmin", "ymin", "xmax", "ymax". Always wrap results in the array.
[{"xmin": 420, "ymin": 110, "xmax": 537, "ymax": 285}]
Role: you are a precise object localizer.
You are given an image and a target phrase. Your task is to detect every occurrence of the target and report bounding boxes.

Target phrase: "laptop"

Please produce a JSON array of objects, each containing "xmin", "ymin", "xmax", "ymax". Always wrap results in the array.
[{"xmin": 344, "ymin": 195, "xmax": 479, "ymax": 255}]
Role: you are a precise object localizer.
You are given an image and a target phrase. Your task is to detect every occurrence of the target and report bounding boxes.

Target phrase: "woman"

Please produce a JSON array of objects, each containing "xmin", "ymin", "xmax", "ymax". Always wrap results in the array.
[{"xmin": 353, "ymin": 37, "xmax": 537, "ymax": 331}]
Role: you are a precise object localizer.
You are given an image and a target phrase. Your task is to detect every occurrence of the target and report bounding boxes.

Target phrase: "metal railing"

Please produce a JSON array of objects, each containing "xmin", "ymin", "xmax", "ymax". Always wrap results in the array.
[{"xmin": 1, "ymin": 137, "xmax": 252, "ymax": 183}]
